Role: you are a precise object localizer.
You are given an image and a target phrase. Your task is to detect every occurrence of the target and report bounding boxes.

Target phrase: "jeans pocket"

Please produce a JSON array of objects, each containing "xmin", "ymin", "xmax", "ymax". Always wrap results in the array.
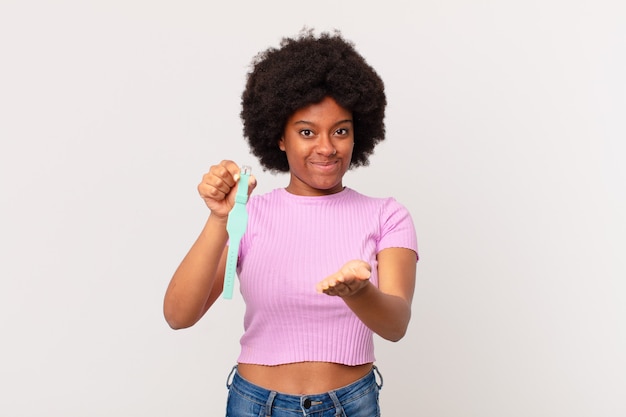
[
  {"xmin": 226, "ymin": 389, "xmax": 265, "ymax": 417},
  {"xmin": 339, "ymin": 384, "xmax": 380, "ymax": 417}
]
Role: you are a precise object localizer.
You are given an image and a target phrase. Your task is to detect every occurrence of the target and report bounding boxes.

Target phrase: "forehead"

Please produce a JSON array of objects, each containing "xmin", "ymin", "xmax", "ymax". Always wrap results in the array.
[{"xmin": 288, "ymin": 96, "xmax": 352, "ymax": 124}]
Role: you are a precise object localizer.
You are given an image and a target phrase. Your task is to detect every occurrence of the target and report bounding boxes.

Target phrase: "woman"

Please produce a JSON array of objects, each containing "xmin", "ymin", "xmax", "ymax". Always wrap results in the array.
[{"xmin": 164, "ymin": 29, "xmax": 418, "ymax": 416}]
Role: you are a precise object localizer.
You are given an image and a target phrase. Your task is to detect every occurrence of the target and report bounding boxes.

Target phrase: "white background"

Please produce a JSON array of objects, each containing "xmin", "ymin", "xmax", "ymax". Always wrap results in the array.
[{"xmin": 1, "ymin": 1, "xmax": 625, "ymax": 416}]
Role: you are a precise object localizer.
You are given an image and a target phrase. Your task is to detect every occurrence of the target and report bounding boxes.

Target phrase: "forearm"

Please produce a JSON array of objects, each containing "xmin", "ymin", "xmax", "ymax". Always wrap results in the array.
[
  {"xmin": 163, "ymin": 214, "xmax": 228, "ymax": 329},
  {"xmin": 342, "ymin": 282, "xmax": 412, "ymax": 342}
]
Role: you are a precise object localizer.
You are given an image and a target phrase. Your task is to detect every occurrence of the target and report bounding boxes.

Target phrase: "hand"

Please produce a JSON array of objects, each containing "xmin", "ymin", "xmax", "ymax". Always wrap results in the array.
[
  {"xmin": 197, "ymin": 160, "xmax": 257, "ymax": 218},
  {"xmin": 316, "ymin": 260, "xmax": 372, "ymax": 297}
]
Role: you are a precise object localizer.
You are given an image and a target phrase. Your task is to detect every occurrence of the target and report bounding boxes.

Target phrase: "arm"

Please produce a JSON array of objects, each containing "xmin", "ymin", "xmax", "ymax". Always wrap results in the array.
[
  {"xmin": 163, "ymin": 160, "xmax": 256, "ymax": 329},
  {"xmin": 316, "ymin": 247, "xmax": 417, "ymax": 342},
  {"xmin": 163, "ymin": 215, "xmax": 229, "ymax": 329}
]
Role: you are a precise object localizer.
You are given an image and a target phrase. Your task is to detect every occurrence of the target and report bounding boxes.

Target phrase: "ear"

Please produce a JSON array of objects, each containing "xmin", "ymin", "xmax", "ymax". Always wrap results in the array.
[{"xmin": 278, "ymin": 137, "xmax": 286, "ymax": 151}]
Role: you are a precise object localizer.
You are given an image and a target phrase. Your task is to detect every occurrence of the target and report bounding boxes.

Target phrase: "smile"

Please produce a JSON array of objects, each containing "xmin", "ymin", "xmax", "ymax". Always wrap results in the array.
[{"xmin": 310, "ymin": 160, "xmax": 339, "ymax": 171}]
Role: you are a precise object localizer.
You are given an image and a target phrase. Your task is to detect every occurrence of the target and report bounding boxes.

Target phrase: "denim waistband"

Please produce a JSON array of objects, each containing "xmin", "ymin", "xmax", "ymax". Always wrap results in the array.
[{"xmin": 226, "ymin": 365, "xmax": 383, "ymax": 414}]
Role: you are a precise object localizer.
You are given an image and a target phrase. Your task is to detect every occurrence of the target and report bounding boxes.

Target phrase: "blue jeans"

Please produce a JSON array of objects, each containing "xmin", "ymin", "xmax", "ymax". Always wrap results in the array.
[{"xmin": 225, "ymin": 365, "xmax": 383, "ymax": 417}]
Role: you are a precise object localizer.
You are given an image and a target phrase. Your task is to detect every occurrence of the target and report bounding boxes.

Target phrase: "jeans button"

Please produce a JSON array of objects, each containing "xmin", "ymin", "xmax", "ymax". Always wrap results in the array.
[{"xmin": 303, "ymin": 398, "xmax": 311, "ymax": 409}]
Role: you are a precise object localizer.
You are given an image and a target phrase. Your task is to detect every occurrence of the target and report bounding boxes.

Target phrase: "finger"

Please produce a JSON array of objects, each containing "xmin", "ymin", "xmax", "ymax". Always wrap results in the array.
[
  {"xmin": 316, "ymin": 280, "xmax": 330, "ymax": 293},
  {"xmin": 198, "ymin": 173, "xmax": 232, "ymax": 201},
  {"xmin": 201, "ymin": 162, "xmax": 241, "ymax": 197},
  {"xmin": 198, "ymin": 182, "xmax": 227, "ymax": 201},
  {"xmin": 341, "ymin": 260, "xmax": 371, "ymax": 280},
  {"xmin": 324, "ymin": 282, "xmax": 350, "ymax": 297},
  {"xmin": 354, "ymin": 264, "xmax": 372, "ymax": 279},
  {"xmin": 247, "ymin": 175, "xmax": 258, "ymax": 197},
  {"xmin": 322, "ymin": 277, "xmax": 369, "ymax": 297},
  {"xmin": 316, "ymin": 276, "xmax": 337, "ymax": 293},
  {"xmin": 213, "ymin": 161, "xmax": 239, "ymax": 188}
]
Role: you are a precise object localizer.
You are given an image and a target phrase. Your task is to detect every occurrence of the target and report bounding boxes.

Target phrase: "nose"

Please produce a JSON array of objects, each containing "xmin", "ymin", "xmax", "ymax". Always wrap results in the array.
[{"xmin": 316, "ymin": 134, "xmax": 336, "ymax": 156}]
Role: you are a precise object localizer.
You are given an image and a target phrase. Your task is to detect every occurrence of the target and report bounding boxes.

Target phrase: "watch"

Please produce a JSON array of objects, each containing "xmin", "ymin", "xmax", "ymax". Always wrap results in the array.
[{"xmin": 223, "ymin": 166, "xmax": 251, "ymax": 299}]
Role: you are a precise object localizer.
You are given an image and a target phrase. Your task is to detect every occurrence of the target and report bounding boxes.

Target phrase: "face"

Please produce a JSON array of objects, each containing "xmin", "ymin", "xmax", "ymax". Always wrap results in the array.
[{"xmin": 279, "ymin": 96, "xmax": 354, "ymax": 196}]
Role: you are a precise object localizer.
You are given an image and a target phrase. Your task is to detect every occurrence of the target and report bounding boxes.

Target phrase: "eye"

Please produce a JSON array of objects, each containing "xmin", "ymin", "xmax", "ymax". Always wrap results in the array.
[
  {"xmin": 299, "ymin": 129, "xmax": 314, "ymax": 138},
  {"xmin": 335, "ymin": 127, "xmax": 350, "ymax": 136}
]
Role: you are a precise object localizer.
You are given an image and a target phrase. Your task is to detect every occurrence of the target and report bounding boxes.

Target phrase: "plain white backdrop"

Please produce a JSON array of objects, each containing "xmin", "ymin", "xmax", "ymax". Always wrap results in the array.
[{"xmin": 1, "ymin": 1, "xmax": 625, "ymax": 416}]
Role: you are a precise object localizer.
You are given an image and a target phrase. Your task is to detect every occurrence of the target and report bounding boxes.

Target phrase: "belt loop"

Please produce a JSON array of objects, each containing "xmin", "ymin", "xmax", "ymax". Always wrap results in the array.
[
  {"xmin": 373, "ymin": 365, "xmax": 384, "ymax": 390},
  {"xmin": 328, "ymin": 391, "xmax": 344, "ymax": 417},
  {"xmin": 264, "ymin": 391, "xmax": 277, "ymax": 417},
  {"xmin": 226, "ymin": 365, "xmax": 237, "ymax": 389}
]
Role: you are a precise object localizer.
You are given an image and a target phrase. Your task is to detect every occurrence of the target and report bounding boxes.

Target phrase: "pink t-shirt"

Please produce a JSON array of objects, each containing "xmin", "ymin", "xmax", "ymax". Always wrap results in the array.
[{"xmin": 236, "ymin": 187, "xmax": 418, "ymax": 366}]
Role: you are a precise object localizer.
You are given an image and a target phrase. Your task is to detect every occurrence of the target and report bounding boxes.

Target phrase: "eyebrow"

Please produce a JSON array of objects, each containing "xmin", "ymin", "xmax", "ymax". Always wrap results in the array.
[{"xmin": 293, "ymin": 119, "xmax": 353, "ymax": 127}]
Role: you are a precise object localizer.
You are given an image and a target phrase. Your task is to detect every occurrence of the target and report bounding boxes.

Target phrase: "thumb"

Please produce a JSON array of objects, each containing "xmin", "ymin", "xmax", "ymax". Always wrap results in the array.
[
  {"xmin": 353, "ymin": 264, "xmax": 372, "ymax": 280},
  {"xmin": 342, "ymin": 260, "xmax": 371, "ymax": 280},
  {"xmin": 247, "ymin": 175, "xmax": 257, "ymax": 197}
]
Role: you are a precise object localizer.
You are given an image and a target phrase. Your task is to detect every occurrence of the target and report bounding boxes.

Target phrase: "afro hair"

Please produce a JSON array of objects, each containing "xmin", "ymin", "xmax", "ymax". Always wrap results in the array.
[{"xmin": 240, "ymin": 29, "xmax": 387, "ymax": 172}]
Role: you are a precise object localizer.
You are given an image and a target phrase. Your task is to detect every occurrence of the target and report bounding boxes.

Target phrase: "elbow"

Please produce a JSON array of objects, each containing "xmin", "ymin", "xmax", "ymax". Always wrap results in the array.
[
  {"xmin": 164, "ymin": 314, "xmax": 195, "ymax": 330},
  {"xmin": 165, "ymin": 317, "xmax": 190, "ymax": 330},
  {"xmin": 390, "ymin": 331, "xmax": 407, "ymax": 343},
  {"xmin": 164, "ymin": 310, "xmax": 184, "ymax": 330},
  {"xmin": 383, "ymin": 326, "xmax": 408, "ymax": 343},
  {"xmin": 163, "ymin": 303, "xmax": 196, "ymax": 330},
  {"xmin": 374, "ymin": 318, "xmax": 408, "ymax": 342},
  {"xmin": 380, "ymin": 311, "xmax": 411, "ymax": 342}
]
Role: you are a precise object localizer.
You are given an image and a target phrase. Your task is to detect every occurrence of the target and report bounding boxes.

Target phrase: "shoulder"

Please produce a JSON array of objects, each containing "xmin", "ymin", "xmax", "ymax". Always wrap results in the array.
[
  {"xmin": 247, "ymin": 188, "xmax": 284, "ymax": 208},
  {"xmin": 344, "ymin": 188, "xmax": 411, "ymax": 216}
]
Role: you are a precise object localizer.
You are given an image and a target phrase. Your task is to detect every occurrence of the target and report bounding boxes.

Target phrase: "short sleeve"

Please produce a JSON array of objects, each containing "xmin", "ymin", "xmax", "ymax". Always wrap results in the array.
[{"xmin": 377, "ymin": 198, "xmax": 419, "ymax": 261}]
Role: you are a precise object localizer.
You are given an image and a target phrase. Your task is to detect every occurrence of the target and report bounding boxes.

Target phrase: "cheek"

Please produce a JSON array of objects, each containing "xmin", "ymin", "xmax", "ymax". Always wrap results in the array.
[{"xmin": 342, "ymin": 141, "xmax": 355, "ymax": 156}]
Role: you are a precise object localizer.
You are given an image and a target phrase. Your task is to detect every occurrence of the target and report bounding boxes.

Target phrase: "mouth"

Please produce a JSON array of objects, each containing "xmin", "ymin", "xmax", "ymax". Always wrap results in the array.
[{"xmin": 310, "ymin": 160, "xmax": 339, "ymax": 171}]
